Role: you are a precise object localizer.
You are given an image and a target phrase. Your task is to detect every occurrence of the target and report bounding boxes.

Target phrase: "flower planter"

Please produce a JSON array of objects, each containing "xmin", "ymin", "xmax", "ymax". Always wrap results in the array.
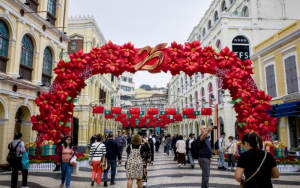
[
  {"xmin": 29, "ymin": 163, "xmax": 55, "ymax": 170},
  {"xmin": 78, "ymin": 160, "xmax": 89, "ymax": 167},
  {"xmin": 277, "ymin": 165, "xmax": 300, "ymax": 172}
]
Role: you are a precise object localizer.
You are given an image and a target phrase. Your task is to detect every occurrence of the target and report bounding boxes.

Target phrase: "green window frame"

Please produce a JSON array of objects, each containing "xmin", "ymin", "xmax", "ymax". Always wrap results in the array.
[
  {"xmin": 47, "ymin": 0, "xmax": 56, "ymax": 16},
  {"xmin": 43, "ymin": 47, "xmax": 52, "ymax": 76},
  {"xmin": 0, "ymin": 20, "xmax": 9, "ymax": 57},
  {"xmin": 20, "ymin": 34, "xmax": 34, "ymax": 67}
]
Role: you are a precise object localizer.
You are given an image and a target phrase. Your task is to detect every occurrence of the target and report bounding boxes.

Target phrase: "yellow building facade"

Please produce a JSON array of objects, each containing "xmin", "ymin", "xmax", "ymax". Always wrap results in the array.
[
  {"xmin": 67, "ymin": 15, "xmax": 118, "ymax": 153},
  {"xmin": 0, "ymin": 0, "xmax": 69, "ymax": 165},
  {"xmin": 251, "ymin": 20, "xmax": 300, "ymax": 148}
]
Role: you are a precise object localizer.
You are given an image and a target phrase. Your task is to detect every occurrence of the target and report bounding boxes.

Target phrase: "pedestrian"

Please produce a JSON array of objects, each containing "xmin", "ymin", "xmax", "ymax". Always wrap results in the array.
[
  {"xmin": 103, "ymin": 132, "xmax": 120, "ymax": 187},
  {"xmin": 89, "ymin": 134, "xmax": 106, "ymax": 187},
  {"xmin": 127, "ymin": 134, "xmax": 132, "ymax": 147},
  {"xmin": 172, "ymin": 133, "xmax": 178, "ymax": 161},
  {"xmin": 89, "ymin": 134, "xmax": 96, "ymax": 150},
  {"xmin": 126, "ymin": 134, "xmax": 146, "ymax": 188},
  {"xmin": 187, "ymin": 133, "xmax": 195, "ymax": 168},
  {"xmin": 217, "ymin": 132, "xmax": 226, "ymax": 169},
  {"xmin": 154, "ymin": 134, "xmax": 160, "ymax": 152},
  {"xmin": 138, "ymin": 132, "xmax": 151, "ymax": 188},
  {"xmin": 8, "ymin": 133, "xmax": 28, "ymax": 188},
  {"xmin": 58, "ymin": 136, "xmax": 75, "ymax": 188},
  {"xmin": 225, "ymin": 136, "xmax": 237, "ymax": 170},
  {"xmin": 235, "ymin": 132, "xmax": 279, "ymax": 188},
  {"xmin": 163, "ymin": 135, "xmax": 167, "ymax": 154},
  {"xmin": 148, "ymin": 133, "xmax": 155, "ymax": 163},
  {"xmin": 198, "ymin": 125, "xmax": 214, "ymax": 188},
  {"xmin": 176, "ymin": 135, "xmax": 186, "ymax": 168},
  {"xmin": 53, "ymin": 132, "xmax": 66, "ymax": 171},
  {"xmin": 116, "ymin": 130, "xmax": 126, "ymax": 167},
  {"xmin": 183, "ymin": 135, "xmax": 186, "ymax": 141},
  {"xmin": 166, "ymin": 134, "xmax": 172, "ymax": 155}
]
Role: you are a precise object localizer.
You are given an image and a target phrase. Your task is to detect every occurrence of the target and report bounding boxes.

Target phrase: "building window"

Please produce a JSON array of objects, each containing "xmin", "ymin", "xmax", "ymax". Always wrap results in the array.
[
  {"xmin": 121, "ymin": 86, "xmax": 131, "ymax": 92},
  {"xmin": 129, "ymin": 78, "xmax": 133, "ymax": 83},
  {"xmin": 208, "ymin": 82, "xmax": 213, "ymax": 107},
  {"xmin": 20, "ymin": 34, "xmax": 34, "ymax": 81},
  {"xmin": 265, "ymin": 64, "xmax": 277, "ymax": 97},
  {"xmin": 0, "ymin": 20, "xmax": 9, "ymax": 73},
  {"xmin": 216, "ymin": 40, "xmax": 221, "ymax": 51},
  {"xmin": 26, "ymin": 0, "xmax": 39, "ymax": 12},
  {"xmin": 284, "ymin": 55, "xmax": 299, "ymax": 94},
  {"xmin": 42, "ymin": 47, "xmax": 52, "ymax": 85},
  {"xmin": 195, "ymin": 73, "xmax": 198, "ymax": 83},
  {"xmin": 198, "ymin": 33, "xmax": 201, "ymax": 41},
  {"xmin": 190, "ymin": 76, "xmax": 193, "ymax": 86},
  {"xmin": 208, "ymin": 20, "xmax": 212, "ymax": 29},
  {"xmin": 48, "ymin": 0, "xmax": 56, "ymax": 16},
  {"xmin": 221, "ymin": 0, "xmax": 227, "ymax": 12},
  {"xmin": 218, "ymin": 79, "xmax": 223, "ymax": 104},
  {"xmin": 214, "ymin": 11, "xmax": 219, "ymax": 22},
  {"xmin": 201, "ymin": 87, "xmax": 205, "ymax": 107},
  {"xmin": 185, "ymin": 97, "xmax": 188, "ymax": 108},
  {"xmin": 230, "ymin": 0, "xmax": 235, "ymax": 4},
  {"xmin": 201, "ymin": 73, "xmax": 204, "ymax": 79},
  {"xmin": 185, "ymin": 74, "xmax": 188, "ymax": 90},
  {"xmin": 202, "ymin": 28, "xmax": 206, "ymax": 37},
  {"xmin": 111, "ymin": 74, "xmax": 114, "ymax": 82},
  {"xmin": 195, "ymin": 91, "xmax": 198, "ymax": 110},
  {"xmin": 242, "ymin": 6, "xmax": 249, "ymax": 17},
  {"xmin": 121, "ymin": 76, "xmax": 127, "ymax": 82},
  {"xmin": 181, "ymin": 77, "xmax": 183, "ymax": 93},
  {"xmin": 190, "ymin": 94, "xmax": 193, "ymax": 108}
]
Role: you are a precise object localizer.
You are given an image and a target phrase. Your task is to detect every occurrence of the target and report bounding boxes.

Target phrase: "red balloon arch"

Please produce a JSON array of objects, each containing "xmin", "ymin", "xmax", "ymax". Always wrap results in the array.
[{"xmin": 31, "ymin": 40, "xmax": 276, "ymax": 145}]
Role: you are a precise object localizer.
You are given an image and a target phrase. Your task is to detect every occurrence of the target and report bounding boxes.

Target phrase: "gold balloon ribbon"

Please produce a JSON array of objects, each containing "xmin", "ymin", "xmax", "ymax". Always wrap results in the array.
[{"xmin": 134, "ymin": 43, "xmax": 168, "ymax": 70}]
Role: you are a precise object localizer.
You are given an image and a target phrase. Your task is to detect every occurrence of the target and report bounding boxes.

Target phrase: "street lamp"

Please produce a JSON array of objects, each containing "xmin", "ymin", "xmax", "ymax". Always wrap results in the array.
[
  {"xmin": 70, "ymin": 41, "xmax": 77, "ymax": 53},
  {"xmin": 59, "ymin": 41, "xmax": 77, "ymax": 59}
]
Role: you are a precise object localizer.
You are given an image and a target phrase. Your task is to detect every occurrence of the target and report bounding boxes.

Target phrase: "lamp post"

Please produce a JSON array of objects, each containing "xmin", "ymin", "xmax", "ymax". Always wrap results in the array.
[{"xmin": 59, "ymin": 41, "xmax": 77, "ymax": 59}]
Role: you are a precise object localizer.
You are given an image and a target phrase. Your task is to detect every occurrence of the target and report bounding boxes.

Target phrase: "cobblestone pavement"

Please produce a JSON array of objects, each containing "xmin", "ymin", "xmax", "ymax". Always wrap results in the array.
[{"xmin": 0, "ymin": 147, "xmax": 300, "ymax": 188}]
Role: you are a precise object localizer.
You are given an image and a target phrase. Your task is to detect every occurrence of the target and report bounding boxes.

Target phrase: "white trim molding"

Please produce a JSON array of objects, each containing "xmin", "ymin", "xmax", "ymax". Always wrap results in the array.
[
  {"xmin": 0, "ymin": 119, "xmax": 9, "ymax": 124},
  {"xmin": 263, "ymin": 56, "xmax": 275, "ymax": 64},
  {"xmin": 281, "ymin": 45, "xmax": 297, "ymax": 55}
]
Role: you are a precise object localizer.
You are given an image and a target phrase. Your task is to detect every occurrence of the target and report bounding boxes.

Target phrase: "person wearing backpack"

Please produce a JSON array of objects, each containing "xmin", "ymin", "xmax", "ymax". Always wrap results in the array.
[
  {"xmin": 8, "ymin": 133, "xmax": 28, "ymax": 188},
  {"xmin": 154, "ymin": 135, "xmax": 160, "ymax": 152},
  {"xmin": 217, "ymin": 132, "xmax": 226, "ymax": 170},
  {"xmin": 198, "ymin": 125, "xmax": 214, "ymax": 188},
  {"xmin": 115, "ymin": 130, "xmax": 126, "ymax": 167},
  {"xmin": 148, "ymin": 133, "xmax": 155, "ymax": 163}
]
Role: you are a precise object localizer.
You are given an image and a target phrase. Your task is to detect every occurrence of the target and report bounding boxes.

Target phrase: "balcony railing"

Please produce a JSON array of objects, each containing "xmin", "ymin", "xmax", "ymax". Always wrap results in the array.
[
  {"xmin": 228, "ymin": 11, "xmax": 243, "ymax": 17},
  {"xmin": 0, "ymin": 56, "xmax": 8, "ymax": 73},
  {"xmin": 19, "ymin": 64, "xmax": 32, "ymax": 81},
  {"xmin": 42, "ymin": 73, "xmax": 52, "ymax": 86},
  {"xmin": 46, "ymin": 12, "xmax": 56, "ymax": 26}
]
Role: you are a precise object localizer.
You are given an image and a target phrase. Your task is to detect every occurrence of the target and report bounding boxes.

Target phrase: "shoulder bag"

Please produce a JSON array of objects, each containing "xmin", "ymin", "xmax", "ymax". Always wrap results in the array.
[
  {"xmin": 89, "ymin": 143, "xmax": 101, "ymax": 166},
  {"xmin": 7, "ymin": 141, "xmax": 21, "ymax": 164},
  {"xmin": 69, "ymin": 147, "xmax": 77, "ymax": 167},
  {"xmin": 240, "ymin": 151, "xmax": 267, "ymax": 188},
  {"xmin": 22, "ymin": 152, "xmax": 30, "ymax": 170}
]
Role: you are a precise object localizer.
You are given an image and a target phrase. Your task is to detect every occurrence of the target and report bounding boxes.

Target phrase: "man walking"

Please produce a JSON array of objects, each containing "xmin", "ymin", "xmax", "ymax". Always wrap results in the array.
[
  {"xmin": 148, "ymin": 133, "xmax": 155, "ymax": 162},
  {"xmin": 103, "ymin": 132, "xmax": 121, "ymax": 187},
  {"xmin": 172, "ymin": 133, "xmax": 178, "ymax": 161},
  {"xmin": 218, "ymin": 132, "xmax": 226, "ymax": 169},
  {"xmin": 198, "ymin": 125, "xmax": 214, "ymax": 188},
  {"xmin": 138, "ymin": 131, "xmax": 151, "ymax": 188},
  {"xmin": 154, "ymin": 134, "xmax": 160, "ymax": 152},
  {"xmin": 115, "ymin": 130, "xmax": 126, "ymax": 167},
  {"xmin": 187, "ymin": 133, "xmax": 195, "ymax": 168},
  {"xmin": 166, "ymin": 135, "xmax": 172, "ymax": 155}
]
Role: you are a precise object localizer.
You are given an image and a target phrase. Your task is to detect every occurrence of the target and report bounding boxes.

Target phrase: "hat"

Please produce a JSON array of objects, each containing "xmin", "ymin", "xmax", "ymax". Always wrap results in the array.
[{"xmin": 131, "ymin": 134, "xmax": 141, "ymax": 145}]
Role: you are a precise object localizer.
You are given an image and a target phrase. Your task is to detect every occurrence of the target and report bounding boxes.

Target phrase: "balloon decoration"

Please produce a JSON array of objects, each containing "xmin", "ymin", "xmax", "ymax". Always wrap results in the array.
[{"xmin": 31, "ymin": 40, "xmax": 277, "ymax": 145}]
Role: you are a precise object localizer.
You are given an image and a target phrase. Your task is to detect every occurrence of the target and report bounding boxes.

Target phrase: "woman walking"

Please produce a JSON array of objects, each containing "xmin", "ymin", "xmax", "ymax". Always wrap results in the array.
[
  {"xmin": 58, "ymin": 136, "xmax": 74, "ymax": 188},
  {"xmin": 235, "ymin": 132, "xmax": 279, "ymax": 188},
  {"xmin": 89, "ymin": 134, "xmax": 106, "ymax": 187},
  {"xmin": 176, "ymin": 135, "xmax": 186, "ymax": 168},
  {"xmin": 126, "ymin": 134, "xmax": 145, "ymax": 188},
  {"xmin": 225, "ymin": 136, "xmax": 237, "ymax": 170},
  {"xmin": 9, "ymin": 133, "xmax": 28, "ymax": 188}
]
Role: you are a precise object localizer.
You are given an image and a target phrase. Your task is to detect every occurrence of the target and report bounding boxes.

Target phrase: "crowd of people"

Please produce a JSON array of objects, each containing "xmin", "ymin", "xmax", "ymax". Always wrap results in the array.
[{"xmin": 8, "ymin": 127, "xmax": 281, "ymax": 188}]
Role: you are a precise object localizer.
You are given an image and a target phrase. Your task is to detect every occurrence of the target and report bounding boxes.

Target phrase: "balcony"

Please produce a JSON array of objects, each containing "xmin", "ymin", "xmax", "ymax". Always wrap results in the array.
[
  {"xmin": 42, "ymin": 73, "xmax": 52, "ymax": 86},
  {"xmin": 0, "ymin": 56, "xmax": 8, "ymax": 73},
  {"xmin": 19, "ymin": 64, "xmax": 32, "ymax": 81},
  {"xmin": 228, "ymin": 11, "xmax": 243, "ymax": 17},
  {"xmin": 46, "ymin": 12, "xmax": 56, "ymax": 26},
  {"xmin": 26, "ymin": 0, "xmax": 39, "ymax": 12}
]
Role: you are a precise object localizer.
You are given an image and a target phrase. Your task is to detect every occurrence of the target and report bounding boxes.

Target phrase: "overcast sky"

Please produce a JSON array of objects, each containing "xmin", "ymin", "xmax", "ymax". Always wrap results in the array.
[{"xmin": 68, "ymin": 0, "xmax": 213, "ymax": 88}]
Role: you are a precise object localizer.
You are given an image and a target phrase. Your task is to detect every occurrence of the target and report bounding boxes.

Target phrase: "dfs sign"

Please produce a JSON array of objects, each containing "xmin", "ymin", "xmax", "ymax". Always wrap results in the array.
[{"xmin": 232, "ymin": 36, "xmax": 250, "ymax": 61}]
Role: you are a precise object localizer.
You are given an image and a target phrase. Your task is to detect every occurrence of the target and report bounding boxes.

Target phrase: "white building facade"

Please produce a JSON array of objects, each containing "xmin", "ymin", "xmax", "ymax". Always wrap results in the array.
[
  {"xmin": 119, "ymin": 72, "xmax": 135, "ymax": 111},
  {"xmin": 167, "ymin": 0, "xmax": 300, "ymax": 144}
]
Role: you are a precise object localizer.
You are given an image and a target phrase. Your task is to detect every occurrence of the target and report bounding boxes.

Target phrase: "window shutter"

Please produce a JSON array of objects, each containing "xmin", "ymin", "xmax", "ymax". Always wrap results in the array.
[
  {"xmin": 265, "ymin": 65, "xmax": 277, "ymax": 97},
  {"xmin": 285, "ymin": 56, "xmax": 299, "ymax": 94}
]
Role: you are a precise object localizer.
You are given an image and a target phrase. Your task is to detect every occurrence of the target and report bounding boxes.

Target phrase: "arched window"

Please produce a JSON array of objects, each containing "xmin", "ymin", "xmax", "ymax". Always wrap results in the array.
[
  {"xmin": 242, "ymin": 6, "xmax": 249, "ymax": 17},
  {"xmin": 20, "ymin": 34, "xmax": 34, "ymax": 80},
  {"xmin": 208, "ymin": 20, "xmax": 212, "ymax": 29},
  {"xmin": 195, "ymin": 91, "xmax": 199, "ymax": 110},
  {"xmin": 214, "ymin": 11, "xmax": 219, "ymax": 22},
  {"xmin": 221, "ymin": 0, "xmax": 227, "ymax": 12},
  {"xmin": 230, "ymin": 0, "xmax": 235, "ymax": 4},
  {"xmin": 189, "ymin": 94, "xmax": 193, "ymax": 108},
  {"xmin": 185, "ymin": 97, "xmax": 188, "ymax": 108},
  {"xmin": 48, "ymin": 0, "xmax": 56, "ymax": 16},
  {"xmin": 185, "ymin": 74, "xmax": 188, "ymax": 90},
  {"xmin": 201, "ymin": 73, "xmax": 204, "ymax": 79},
  {"xmin": 198, "ymin": 33, "xmax": 201, "ymax": 41},
  {"xmin": 217, "ymin": 79, "xmax": 223, "ymax": 104},
  {"xmin": 216, "ymin": 40, "xmax": 221, "ymax": 50},
  {"xmin": 195, "ymin": 73, "xmax": 198, "ymax": 83},
  {"xmin": 202, "ymin": 28, "xmax": 206, "ymax": 37},
  {"xmin": 0, "ymin": 20, "xmax": 9, "ymax": 73},
  {"xmin": 42, "ymin": 47, "xmax": 52, "ymax": 85},
  {"xmin": 190, "ymin": 76, "xmax": 193, "ymax": 86},
  {"xmin": 181, "ymin": 77, "xmax": 183, "ymax": 93},
  {"xmin": 208, "ymin": 83, "xmax": 213, "ymax": 107},
  {"xmin": 201, "ymin": 87, "xmax": 205, "ymax": 107}
]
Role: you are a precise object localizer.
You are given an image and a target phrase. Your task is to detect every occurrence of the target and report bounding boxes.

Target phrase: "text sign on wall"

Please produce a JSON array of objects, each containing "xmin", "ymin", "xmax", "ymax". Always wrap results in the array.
[{"xmin": 232, "ymin": 36, "xmax": 250, "ymax": 61}]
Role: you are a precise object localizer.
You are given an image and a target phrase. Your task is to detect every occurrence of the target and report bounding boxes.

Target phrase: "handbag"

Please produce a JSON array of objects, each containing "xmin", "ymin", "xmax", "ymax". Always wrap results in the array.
[
  {"xmin": 22, "ymin": 152, "xmax": 30, "ymax": 170},
  {"xmin": 101, "ymin": 157, "xmax": 107, "ymax": 170},
  {"xmin": 240, "ymin": 151, "xmax": 267, "ymax": 188},
  {"xmin": 69, "ymin": 154, "xmax": 77, "ymax": 167},
  {"xmin": 89, "ymin": 143, "xmax": 101, "ymax": 166}
]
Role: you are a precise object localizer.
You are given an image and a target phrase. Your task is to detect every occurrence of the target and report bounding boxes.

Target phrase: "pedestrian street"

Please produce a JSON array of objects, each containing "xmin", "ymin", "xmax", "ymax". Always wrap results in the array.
[{"xmin": 0, "ymin": 147, "xmax": 299, "ymax": 188}]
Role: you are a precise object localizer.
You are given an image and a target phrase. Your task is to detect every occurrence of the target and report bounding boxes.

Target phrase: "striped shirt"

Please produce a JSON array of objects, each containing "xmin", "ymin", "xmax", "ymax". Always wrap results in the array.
[{"xmin": 89, "ymin": 142, "xmax": 106, "ymax": 161}]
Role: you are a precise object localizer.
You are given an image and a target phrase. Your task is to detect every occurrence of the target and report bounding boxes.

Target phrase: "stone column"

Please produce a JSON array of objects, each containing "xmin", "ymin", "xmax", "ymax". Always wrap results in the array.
[{"xmin": 21, "ymin": 121, "xmax": 33, "ymax": 144}]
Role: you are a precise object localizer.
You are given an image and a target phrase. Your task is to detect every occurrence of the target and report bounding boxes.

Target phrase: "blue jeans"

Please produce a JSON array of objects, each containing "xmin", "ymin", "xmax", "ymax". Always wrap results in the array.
[
  {"xmin": 166, "ymin": 143, "xmax": 171, "ymax": 154},
  {"xmin": 104, "ymin": 159, "xmax": 117, "ymax": 183},
  {"xmin": 61, "ymin": 162, "xmax": 73, "ymax": 187},
  {"xmin": 188, "ymin": 150, "xmax": 194, "ymax": 165},
  {"xmin": 218, "ymin": 151, "xmax": 225, "ymax": 167}
]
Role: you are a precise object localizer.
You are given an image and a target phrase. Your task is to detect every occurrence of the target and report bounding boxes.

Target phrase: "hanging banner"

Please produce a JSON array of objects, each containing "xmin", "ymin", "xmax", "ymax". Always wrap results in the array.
[
  {"xmin": 201, "ymin": 108, "xmax": 212, "ymax": 115},
  {"xmin": 183, "ymin": 108, "xmax": 194, "ymax": 115},
  {"xmin": 165, "ymin": 108, "xmax": 177, "ymax": 115},
  {"xmin": 111, "ymin": 107, "xmax": 122, "ymax": 114},
  {"xmin": 92, "ymin": 106, "xmax": 104, "ymax": 114},
  {"xmin": 129, "ymin": 107, "xmax": 140, "ymax": 114},
  {"xmin": 147, "ymin": 108, "xmax": 159, "ymax": 115}
]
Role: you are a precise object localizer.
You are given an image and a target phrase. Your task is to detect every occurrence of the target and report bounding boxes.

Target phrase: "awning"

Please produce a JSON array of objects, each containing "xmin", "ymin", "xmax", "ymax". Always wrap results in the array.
[{"xmin": 267, "ymin": 101, "xmax": 300, "ymax": 118}]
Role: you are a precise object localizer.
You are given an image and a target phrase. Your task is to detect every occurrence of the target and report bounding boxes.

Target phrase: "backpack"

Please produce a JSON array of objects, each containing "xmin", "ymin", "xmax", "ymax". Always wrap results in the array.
[
  {"xmin": 214, "ymin": 139, "xmax": 219, "ymax": 150},
  {"xmin": 7, "ymin": 141, "xmax": 21, "ymax": 164},
  {"xmin": 191, "ymin": 137, "xmax": 199, "ymax": 159}
]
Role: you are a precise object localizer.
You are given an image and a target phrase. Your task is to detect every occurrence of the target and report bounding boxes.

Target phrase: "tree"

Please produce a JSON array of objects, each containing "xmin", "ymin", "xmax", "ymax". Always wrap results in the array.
[{"xmin": 140, "ymin": 84, "xmax": 151, "ymax": 90}]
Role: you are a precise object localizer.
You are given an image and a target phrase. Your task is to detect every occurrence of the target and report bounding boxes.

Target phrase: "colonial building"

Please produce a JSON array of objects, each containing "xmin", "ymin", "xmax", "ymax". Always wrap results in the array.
[
  {"xmin": 167, "ymin": 0, "xmax": 300, "ymax": 146},
  {"xmin": 119, "ymin": 72, "xmax": 135, "ymax": 111},
  {"xmin": 251, "ymin": 20, "xmax": 300, "ymax": 148},
  {"xmin": 0, "ymin": 0, "xmax": 69, "ymax": 165},
  {"xmin": 67, "ymin": 15, "xmax": 118, "ymax": 153}
]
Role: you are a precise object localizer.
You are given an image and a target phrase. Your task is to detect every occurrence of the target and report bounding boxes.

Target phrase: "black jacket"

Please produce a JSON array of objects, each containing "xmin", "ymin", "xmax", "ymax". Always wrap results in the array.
[{"xmin": 104, "ymin": 139, "xmax": 121, "ymax": 160}]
